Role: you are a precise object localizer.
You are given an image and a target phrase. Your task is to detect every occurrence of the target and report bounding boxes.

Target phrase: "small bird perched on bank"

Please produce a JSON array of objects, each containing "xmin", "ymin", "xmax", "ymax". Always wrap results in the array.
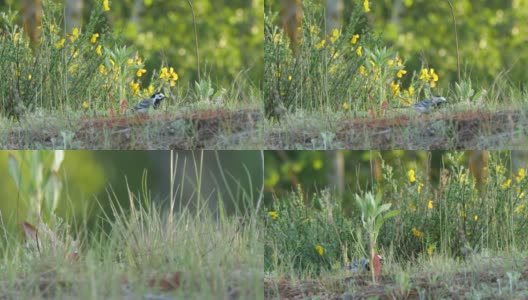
[
  {"xmin": 131, "ymin": 92, "xmax": 165, "ymax": 113},
  {"xmin": 344, "ymin": 253, "xmax": 382, "ymax": 275},
  {"xmin": 397, "ymin": 96, "xmax": 446, "ymax": 113}
]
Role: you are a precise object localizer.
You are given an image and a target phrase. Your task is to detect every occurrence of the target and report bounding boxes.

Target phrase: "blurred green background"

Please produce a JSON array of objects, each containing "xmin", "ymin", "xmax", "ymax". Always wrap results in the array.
[
  {"xmin": 266, "ymin": 0, "xmax": 528, "ymax": 90},
  {"xmin": 0, "ymin": 150, "xmax": 262, "ymax": 234},
  {"xmin": 1, "ymin": 0, "xmax": 263, "ymax": 87},
  {"xmin": 264, "ymin": 150, "xmax": 528, "ymax": 210}
]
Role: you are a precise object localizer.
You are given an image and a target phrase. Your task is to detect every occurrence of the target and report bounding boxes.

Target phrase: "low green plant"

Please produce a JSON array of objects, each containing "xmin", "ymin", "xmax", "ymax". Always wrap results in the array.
[{"xmin": 355, "ymin": 191, "xmax": 399, "ymax": 282}]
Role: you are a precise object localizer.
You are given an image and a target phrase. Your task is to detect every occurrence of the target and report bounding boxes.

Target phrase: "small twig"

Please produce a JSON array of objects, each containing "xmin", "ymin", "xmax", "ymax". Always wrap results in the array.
[
  {"xmin": 446, "ymin": 0, "xmax": 461, "ymax": 83},
  {"xmin": 186, "ymin": 0, "xmax": 201, "ymax": 81}
]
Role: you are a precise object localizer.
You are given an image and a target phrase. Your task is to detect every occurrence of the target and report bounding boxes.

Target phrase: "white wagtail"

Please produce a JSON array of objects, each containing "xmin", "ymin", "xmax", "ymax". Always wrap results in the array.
[
  {"xmin": 397, "ymin": 96, "xmax": 446, "ymax": 113},
  {"xmin": 131, "ymin": 92, "xmax": 165, "ymax": 113},
  {"xmin": 344, "ymin": 254, "xmax": 383, "ymax": 272}
]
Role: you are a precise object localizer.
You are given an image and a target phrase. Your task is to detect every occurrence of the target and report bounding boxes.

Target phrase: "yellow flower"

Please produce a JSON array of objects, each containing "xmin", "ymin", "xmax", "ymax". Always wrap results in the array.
[
  {"xmin": 28, "ymin": 74, "xmax": 32, "ymax": 80},
  {"xmin": 412, "ymin": 227, "xmax": 423, "ymax": 238},
  {"xmin": 329, "ymin": 64, "xmax": 337, "ymax": 75},
  {"xmin": 135, "ymin": 54, "xmax": 143, "ymax": 65},
  {"xmin": 95, "ymin": 45, "xmax": 102, "ymax": 56},
  {"xmin": 147, "ymin": 85, "xmax": 155, "ymax": 94},
  {"xmin": 408, "ymin": 86, "xmax": 414, "ymax": 95},
  {"xmin": 397, "ymin": 69, "xmax": 407, "ymax": 78},
  {"xmin": 329, "ymin": 28, "xmax": 339, "ymax": 44},
  {"xmin": 427, "ymin": 244, "xmax": 436, "ymax": 256},
  {"xmin": 98, "ymin": 64, "xmax": 107, "ymax": 75},
  {"xmin": 130, "ymin": 81, "xmax": 140, "ymax": 96},
  {"xmin": 517, "ymin": 188, "xmax": 525, "ymax": 199},
  {"xmin": 69, "ymin": 63, "xmax": 78, "ymax": 74},
  {"xmin": 288, "ymin": 75, "xmax": 292, "ymax": 81},
  {"xmin": 71, "ymin": 48, "xmax": 79, "ymax": 58},
  {"xmin": 350, "ymin": 34, "xmax": 360, "ymax": 45},
  {"xmin": 427, "ymin": 200, "xmax": 433, "ymax": 209},
  {"xmin": 359, "ymin": 65, "xmax": 366, "ymax": 76},
  {"xmin": 408, "ymin": 169, "xmax": 416, "ymax": 183},
  {"xmin": 103, "ymin": 0, "xmax": 110, "ymax": 11},
  {"xmin": 268, "ymin": 211, "xmax": 278, "ymax": 220},
  {"xmin": 342, "ymin": 102, "xmax": 349, "ymax": 110},
  {"xmin": 82, "ymin": 101, "xmax": 89, "ymax": 109},
  {"xmin": 272, "ymin": 33, "xmax": 281, "ymax": 44},
  {"xmin": 313, "ymin": 159, "xmax": 323, "ymax": 170},
  {"xmin": 315, "ymin": 245, "xmax": 324, "ymax": 256},
  {"xmin": 418, "ymin": 182, "xmax": 423, "ymax": 193},
  {"xmin": 90, "ymin": 33, "xmax": 99, "ymax": 44},
  {"xmin": 516, "ymin": 168, "xmax": 525, "ymax": 183},
  {"xmin": 501, "ymin": 179, "xmax": 511, "ymax": 189},
  {"xmin": 474, "ymin": 215, "xmax": 478, "ymax": 221},
  {"xmin": 136, "ymin": 68, "xmax": 147, "ymax": 77},
  {"xmin": 396, "ymin": 56, "xmax": 403, "ymax": 66},
  {"xmin": 419, "ymin": 68, "xmax": 430, "ymax": 81},
  {"xmin": 363, "ymin": 0, "xmax": 371, "ymax": 12},
  {"xmin": 159, "ymin": 67, "xmax": 178, "ymax": 86},
  {"xmin": 515, "ymin": 203, "xmax": 525, "ymax": 214},
  {"xmin": 390, "ymin": 81, "xmax": 400, "ymax": 97},
  {"xmin": 495, "ymin": 165, "xmax": 505, "ymax": 174},
  {"xmin": 69, "ymin": 27, "xmax": 79, "ymax": 42},
  {"xmin": 388, "ymin": 59, "xmax": 394, "ymax": 66},
  {"xmin": 55, "ymin": 38, "xmax": 65, "ymax": 49},
  {"xmin": 50, "ymin": 25, "xmax": 56, "ymax": 33},
  {"xmin": 420, "ymin": 68, "xmax": 439, "ymax": 88},
  {"xmin": 315, "ymin": 39, "xmax": 326, "ymax": 50},
  {"xmin": 356, "ymin": 45, "xmax": 362, "ymax": 56}
]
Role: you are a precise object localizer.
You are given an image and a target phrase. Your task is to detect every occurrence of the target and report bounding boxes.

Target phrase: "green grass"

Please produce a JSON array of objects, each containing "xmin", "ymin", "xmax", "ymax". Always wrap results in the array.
[
  {"xmin": 0, "ymin": 151, "xmax": 264, "ymax": 299},
  {"xmin": 0, "ymin": 206, "xmax": 263, "ymax": 299}
]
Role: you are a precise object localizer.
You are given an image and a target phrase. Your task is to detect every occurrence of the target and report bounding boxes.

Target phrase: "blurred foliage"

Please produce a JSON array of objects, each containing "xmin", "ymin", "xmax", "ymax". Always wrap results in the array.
[
  {"xmin": 266, "ymin": 0, "xmax": 528, "ymax": 90},
  {"xmin": 90, "ymin": 0, "xmax": 263, "ymax": 86},
  {"xmin": 264, "ymin": 151, "xmax": 512, "ymax": 211},
  {"xmin": 0, "ymin": 150, "xmax": 262, "ymax": 235},
  {"xmin": 1, "ymin": 0, "xmax": 263, "ymax": 89}
]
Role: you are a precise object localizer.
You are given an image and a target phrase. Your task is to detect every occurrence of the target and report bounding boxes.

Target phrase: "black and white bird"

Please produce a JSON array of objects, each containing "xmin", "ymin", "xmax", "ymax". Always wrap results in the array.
[
  {"xmin": 131, "ymin": 92, "xmax": 165, "ymax": 113},
  {"xmin": 344, "ymin": 254, "xmax": 383, "ymax": 273},
  {"xmin": 398, "ymin": 96, "xmax": 446, "ymax": 113}
]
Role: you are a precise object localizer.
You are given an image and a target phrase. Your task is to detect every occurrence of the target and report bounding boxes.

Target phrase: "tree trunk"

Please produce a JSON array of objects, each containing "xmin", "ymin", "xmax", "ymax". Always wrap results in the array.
[
  {"xmin": 280, "ymin": 0, "xmax": 303, "ymax": 55},
  {"xmin": 21, "ymin": 0, "xmax": 42, "ymax": 53}
]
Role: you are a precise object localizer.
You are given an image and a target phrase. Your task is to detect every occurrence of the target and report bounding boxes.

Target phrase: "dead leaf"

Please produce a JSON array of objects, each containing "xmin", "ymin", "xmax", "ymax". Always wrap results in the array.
[
  {"xmin": 148, "ymin": 272, "xmax": 182, "ymax": 291},
  {"xmin": 21, "ymin": 222, "xmax": 38, "ymax": 245}
]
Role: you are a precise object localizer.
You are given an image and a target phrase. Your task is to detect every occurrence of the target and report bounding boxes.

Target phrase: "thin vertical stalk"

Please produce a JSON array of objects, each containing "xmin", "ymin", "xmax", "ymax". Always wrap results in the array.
[{"xmin": 186, "ymin": 0, "xmax": 200, "ymax": 81}]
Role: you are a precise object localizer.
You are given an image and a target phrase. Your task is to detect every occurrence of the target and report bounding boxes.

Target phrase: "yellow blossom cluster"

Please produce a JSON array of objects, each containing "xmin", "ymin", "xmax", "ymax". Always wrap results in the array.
[
  {"xmin": 419, "ymin": 68, "xmax": 439, "ymax": 88},
  {"xmin": 159, "ymin": 67, "xmax": 179, "ymax": 87}
]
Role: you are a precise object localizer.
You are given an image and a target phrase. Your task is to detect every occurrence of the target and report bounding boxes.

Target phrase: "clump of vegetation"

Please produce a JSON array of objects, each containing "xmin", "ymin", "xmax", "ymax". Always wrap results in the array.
[
  {"xmin": 265, "ymin": 152, "xmax": 528, "ymax": 275},
  {"xmin": 265, "ymin": 0, "xmax": 444, "ymax": 118},
  {"xmin": 0, "ymin": 0, "xmax": 181, "ymax": 119}
]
